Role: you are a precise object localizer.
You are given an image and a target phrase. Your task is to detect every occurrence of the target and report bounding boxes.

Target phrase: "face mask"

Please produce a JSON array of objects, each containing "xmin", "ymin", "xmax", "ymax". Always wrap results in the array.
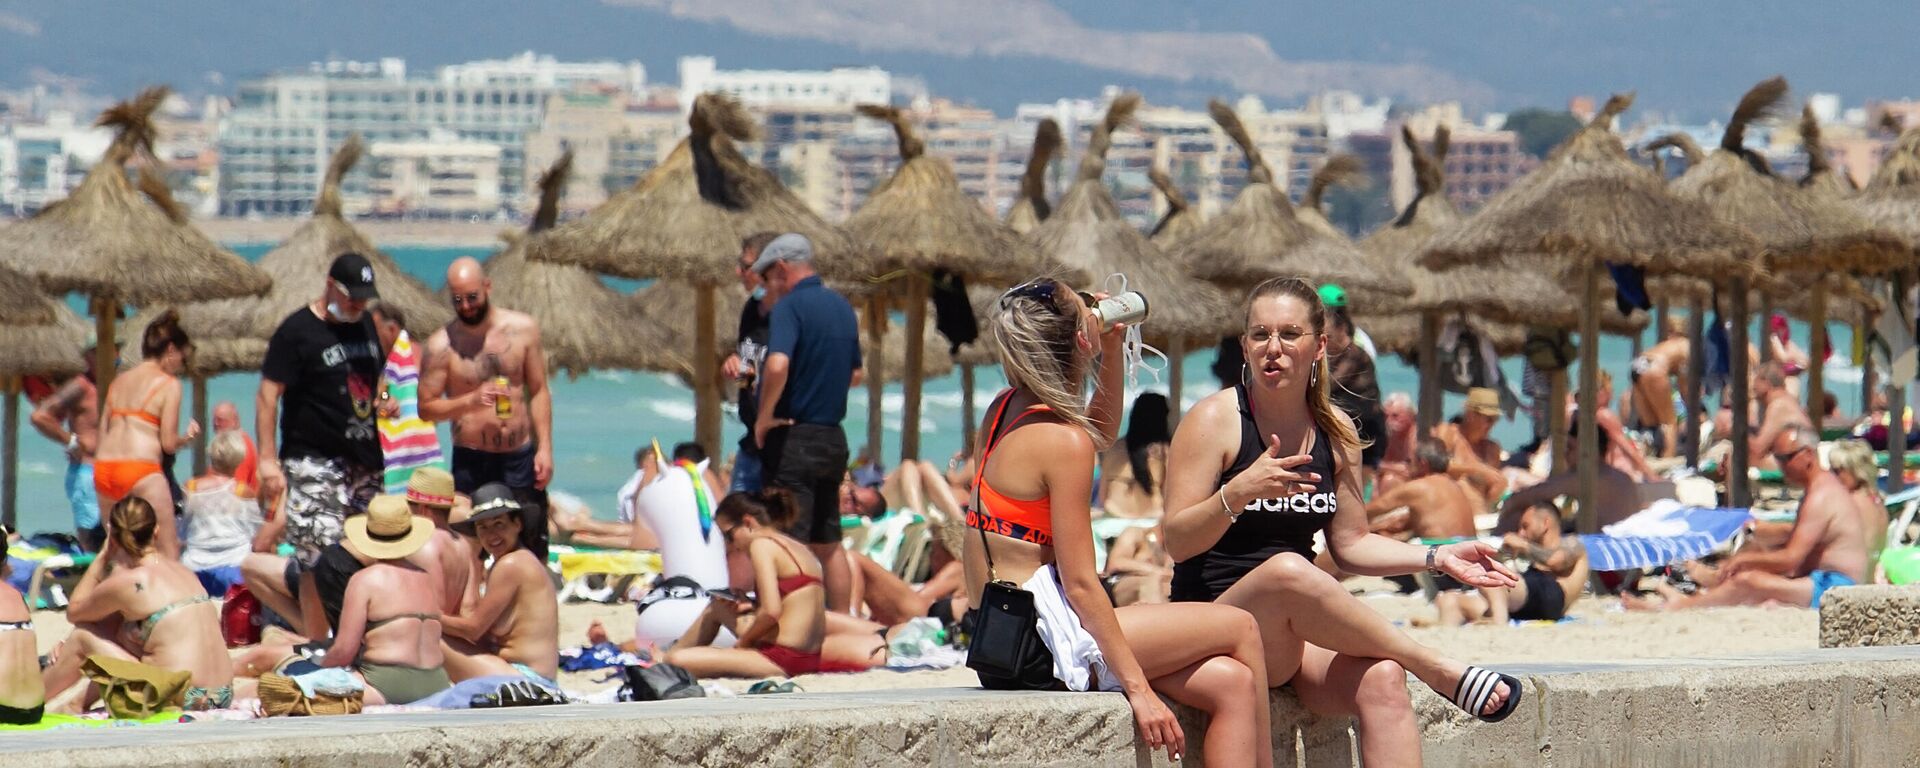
[
  {"xmin": 325, "ymin": 301, "xmax": 362, "ymax": 323},
  {"xmin": 751, "ymin": 286, "xmax": 767, "ymax": 300},
  {"xmin": 1098, "ymin": 273, "xmax": 1167, "ymax": 391}
]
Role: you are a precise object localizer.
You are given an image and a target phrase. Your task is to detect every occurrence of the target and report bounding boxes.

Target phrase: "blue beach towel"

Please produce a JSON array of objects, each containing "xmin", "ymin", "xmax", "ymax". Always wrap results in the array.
[{"xmin": 1581, "ymin": 506, "xmax": 1752, "ymax": 572}]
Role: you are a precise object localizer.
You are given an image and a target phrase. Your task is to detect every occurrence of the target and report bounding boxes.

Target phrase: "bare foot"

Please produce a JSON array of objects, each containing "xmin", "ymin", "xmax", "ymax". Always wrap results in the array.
[
  {"xmin": 1620, "ymin": 592, "xmax": 1664, "ymax": 612},
  {"xmin": 586, "ymin": 619, "xmax": 609, "ymax": 646}
]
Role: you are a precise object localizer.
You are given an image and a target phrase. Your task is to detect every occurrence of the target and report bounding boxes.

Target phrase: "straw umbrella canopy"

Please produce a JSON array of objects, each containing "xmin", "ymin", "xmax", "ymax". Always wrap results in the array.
[
  {"xmin": 527, "ymin": 93, "xmax": 865, "ymax": 456},
  {"xmin": 842, "ymin": 104, "xmax": 1059, "ymax": 461},
  {"xmin": 1419, "ymin": 91, "xmax": 1760, "ymax": 526},
  {"xmin": 1294, "ymin": 154, "xmax": 1364, "ymax": 241},
  {"xmin": 0, "ymin": 304, "xmax": 87, "ymax": 528},
  {"xmin": 1798, "ymin": 105, "xmax": 1857, "ymax": 198},
  {"xmin": 631, "ymin": 280, "xmax": 952, "ymax": 383},
  {"xmin": 1004, "ymin": 118, "xmax": 1062, "ymax": 238},
  {"xmin": 1147, "ymin": 168, "xmax": 1204, "ymax": 245},
  {"xmin": 483, "ymin": 150, "xmax": 669, "ymax": 379},
  {"xmin": 1177, "ymin": 99, "xmax": 1411, "ymax": 298},
  {"xmin": 0, "ymin": 263, "xmax": 59, "ymax": 326},
  {"xmin": 1656, "ymin": 77, "xmax": 1911, "ymax": 436},
  {"xmin": 0, "ymin": 87, "xmax": 271, "ymax": 398},
  {"xmin": 1029, "ymin": 92, "xmax": 1236, "ymax": 424}
]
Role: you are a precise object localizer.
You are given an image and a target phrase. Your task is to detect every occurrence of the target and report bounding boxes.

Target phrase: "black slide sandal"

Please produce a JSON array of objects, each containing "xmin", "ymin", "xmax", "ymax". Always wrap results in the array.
[{"xmin": 1450, "ymin": 666, "xmax": 1522, "ymax": 723}]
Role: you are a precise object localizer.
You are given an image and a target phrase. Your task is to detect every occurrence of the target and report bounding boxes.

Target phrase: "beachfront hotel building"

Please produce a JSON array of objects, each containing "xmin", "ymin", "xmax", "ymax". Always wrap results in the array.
[
  {"xmin": 218, "ymin": 53, "xmax": 645, "ymax": 217},
  {"xmin": 363, "ymin": 135, "xmax": 504, "ymax": 219}
]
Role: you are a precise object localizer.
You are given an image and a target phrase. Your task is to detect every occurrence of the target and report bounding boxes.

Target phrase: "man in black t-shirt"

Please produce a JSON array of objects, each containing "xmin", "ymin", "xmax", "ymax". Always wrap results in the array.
[
  {"xmin": 720, "ymin": 232, "xmax": 780, "ymax": 493},
  {"xmin": 254, "ymin": 252, "xmax": 387, "ymax": 565}
]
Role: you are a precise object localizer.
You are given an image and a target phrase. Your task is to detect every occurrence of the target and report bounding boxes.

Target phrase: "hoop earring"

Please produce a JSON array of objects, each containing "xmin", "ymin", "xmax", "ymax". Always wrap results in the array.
[
  {"xmin": 1309, "ymin": 363, "xmax": 1319, "ymax": 389},
  {"xmin": 1241, "ymin": 364, "xmax": 1251, "ymax": 387}
]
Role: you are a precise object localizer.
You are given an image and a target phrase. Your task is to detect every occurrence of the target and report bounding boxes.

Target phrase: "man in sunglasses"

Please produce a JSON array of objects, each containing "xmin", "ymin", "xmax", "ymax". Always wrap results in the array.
[
  {"xmin": 419, "ymin": 257, "xmax": 555, "ymax": 563},
  {"xmin": 1626, "ymin": 425, "xmax": 1868, "ymax": 612},
  {"xmin": 248, "ymin": 252, "xmax": 388, "ymax": 636}
]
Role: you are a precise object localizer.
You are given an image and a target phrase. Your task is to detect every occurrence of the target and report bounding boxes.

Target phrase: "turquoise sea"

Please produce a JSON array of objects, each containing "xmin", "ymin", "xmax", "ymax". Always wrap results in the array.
[{"xmin": 5, "ymin": 244, "xmax": 1870, "ymax": 536}]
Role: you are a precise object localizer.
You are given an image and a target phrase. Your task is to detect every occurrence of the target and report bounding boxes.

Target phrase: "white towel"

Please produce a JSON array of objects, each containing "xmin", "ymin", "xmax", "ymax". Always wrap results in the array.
[{"xmin": 1023, "ymin": 564, "xmax": 1123, "ymax": 693}]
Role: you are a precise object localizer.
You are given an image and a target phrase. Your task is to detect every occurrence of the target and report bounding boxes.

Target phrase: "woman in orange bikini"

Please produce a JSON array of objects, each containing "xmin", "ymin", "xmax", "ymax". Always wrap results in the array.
[
  {"xmin": 966, "ymin": 279, "xmax": 1274, "ymax": 767},
  {"xmin": 665, "ymin": 489, "xmax": 885, "ymax": 678},
  {"xmin": 95, "ymin": 310, "xmax": 199, "ymax": 559}
]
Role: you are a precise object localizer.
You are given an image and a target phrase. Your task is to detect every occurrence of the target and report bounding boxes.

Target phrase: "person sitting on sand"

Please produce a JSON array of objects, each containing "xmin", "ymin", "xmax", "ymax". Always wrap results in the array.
[
  {"xmin": 1575, "ymin": 370, "xmax": 1654, "ymax": 482},
  {"xmin": 1826, "ymin": 440, "xmax": 1887, "ymax": 569},
  {"xmin": 440, "ymin": 483, "xmax": 559, "ymax": 683},
  {"xmin": 1628, "ymin": 316, "xmax": 1691, "ymax": 458},
  {"xmin": 1102, "ymin": 524, "xmax": 1174, "ymax": 606},
  {"xmin": 1432, "ymin": 388, "xmax": 1509, "ymax": 500},
  {"xmin": 1373, "ymin": 393, "xmax": 1418, "ymax": 495},
  {"xmin": 179, "ymin": 431, "xmax": 263, "ymax": 596},
  {"xmin": 664, "ymin": 489, "xmax": 886, "ymax": 678},
  {"xmin": 317, "ymin": 494, "xmax": 452, "ymax": 704},
  {"xmin": 551, "ymin": 442, "xmax": 724, "ymax": 553},
  {"xmin": 1099, "ymin": 393, "xmax": 1171, "ymax": 520},
  {"xmin": 1164, "ymin": 278, "xmax": 1521, "ymax": 765},
  {"xmin": 1365, "ymin": 438, "xmax": 1481, "ymax": 545},
  {"xmin": 1628, "ymin": 426, "xmax": 1867, "ymax": 612},
  {"xmin": 0, "ymin": 526, "xmax": 43, "ymax": 725},
  {"xmin": 1500, "ymin": 424, "xmax": 1643, "ymax": 531},
  {"xmin": 1437, "ymin": 503, "xmax": 1588, "ymax": 625},
  {"xmin": 42, "ymin": 497, "xmax": 234, "ymax": 711},
  {"xmin": 402, "ymin": 467, "xmax": 475, "ymax": 615},
  {"xmin": 1749, "ymin": 361, "xmax": 1814, "ymax": 472}
]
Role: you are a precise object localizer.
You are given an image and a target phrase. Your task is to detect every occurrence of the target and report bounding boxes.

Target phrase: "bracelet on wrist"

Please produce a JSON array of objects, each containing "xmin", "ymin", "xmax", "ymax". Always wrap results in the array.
[
  {"xmin": 1425, "ymin": 544, "xmax": 1441, "ymax": 574},
  {"xmin": 1218, "ymin": 488, "xmax": 1241, "ymax": 524}
]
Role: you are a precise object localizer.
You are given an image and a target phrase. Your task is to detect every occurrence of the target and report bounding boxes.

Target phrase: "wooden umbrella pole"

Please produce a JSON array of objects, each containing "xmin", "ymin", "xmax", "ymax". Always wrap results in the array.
[
  {"xmin": 1576, "ymin": 260, "xmax": 1601, "ymax": 534},
  {"xmin": 1891, "ymin": 273, "xmax": 1910, "ymax": 495},
  {"xmin": 93, "ymin": 294, "xmax": 117, "ymax": 408},
  {"xmin": 901, "ymin": 276, "xmax": 929, "ymax": 462},
  {"xmin": 1755, "ymin": 293, "xmax": 1774, "ymax": 363},
  {"xmin": 1682, "ymin": 300, "xmax": 1708, "ymax": 469},
  {"xmin": 2, "ymin": 376, "xmax": 17, "ymax": 530},
  {"xmin": 1416, "ymin": 311, "xmax": 1441, "ymax": 439},
  {"xmin": 693, "ymin": 285, "xmax": 721, "ymax": 460},
  {"xmin": 1655, "ymin": 300, "xmax": 1670, "ymax": 342},
  {"xmin": 1858, "ymin": 317, "xmax": 1875, "ymax": 422},
  {"xmin": 1729, "ymin": 277, "xmax": 1753, "ymax": 507},
  {"xmin": 1548, "ymin": 370, "xmax": 1569, "ymax": 474},
  {"xmin": 191, "ymin": 376, "xmax": 210, "ymax": 475},
  {"xmin": 1168, "ymin": 337, "xmax": 1188, "ymax": 431},
  {"xmin": 960, "ymin": 364, "xmax": 977, "ymax": 454},
  {"xmin": 1807, "ymin": 277, "xmax": 1828, "ymax": 425},
  {"xmin": 866, "ymin": 295, "xmax": 885, "ymax": 461}
]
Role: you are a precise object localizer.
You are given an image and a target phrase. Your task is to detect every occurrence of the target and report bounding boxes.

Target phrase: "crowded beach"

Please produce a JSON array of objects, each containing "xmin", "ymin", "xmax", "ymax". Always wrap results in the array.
[{"xmin": 4, "ymin": 74, "xmax": 1920, "ymax": 768}]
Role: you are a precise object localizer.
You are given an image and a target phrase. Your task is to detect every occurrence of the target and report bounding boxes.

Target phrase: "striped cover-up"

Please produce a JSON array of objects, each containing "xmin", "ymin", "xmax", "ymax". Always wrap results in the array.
[
  {"xmin": 379, "ymin": 331, "xmax": 445, "ymax": 493},
  {"xmin": 1581, "ymin": 505, "xmax": 1753, "ymax": 572}
]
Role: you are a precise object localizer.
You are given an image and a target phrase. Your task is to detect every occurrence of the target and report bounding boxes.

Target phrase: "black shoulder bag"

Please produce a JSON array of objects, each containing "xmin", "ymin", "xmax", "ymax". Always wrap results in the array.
[{"xmin": 964, "ymin": 525, "xmax": 1047, "ymax": 681}]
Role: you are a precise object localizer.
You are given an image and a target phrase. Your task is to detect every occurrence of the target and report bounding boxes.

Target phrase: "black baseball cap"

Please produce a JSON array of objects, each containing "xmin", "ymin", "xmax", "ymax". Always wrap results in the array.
[{"xmin": 328, "ymin": 252, "xmax": 380, "ymax": 301}]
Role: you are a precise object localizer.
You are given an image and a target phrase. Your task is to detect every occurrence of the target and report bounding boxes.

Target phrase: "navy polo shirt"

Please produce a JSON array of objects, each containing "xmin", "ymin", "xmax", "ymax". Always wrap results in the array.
[{"xmin": 766, "ymin": 275, "xmax": 862, "ymax": 425}]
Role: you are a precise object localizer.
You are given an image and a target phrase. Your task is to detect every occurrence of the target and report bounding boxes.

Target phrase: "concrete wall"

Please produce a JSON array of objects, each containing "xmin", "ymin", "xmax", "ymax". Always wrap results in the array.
[{"xmin": 11, "ymin": 647, "xmax": 1920, "ymax": 767}]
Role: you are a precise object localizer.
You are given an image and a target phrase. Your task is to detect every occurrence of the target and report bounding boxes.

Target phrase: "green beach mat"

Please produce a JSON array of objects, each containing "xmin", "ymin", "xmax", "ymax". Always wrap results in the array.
[{"xmin": 1882, "ymin": 546, "xmax": 1920, "ymax": 586}]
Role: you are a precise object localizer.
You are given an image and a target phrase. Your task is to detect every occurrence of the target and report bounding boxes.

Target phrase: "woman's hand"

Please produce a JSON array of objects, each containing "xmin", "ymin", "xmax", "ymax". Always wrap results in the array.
[
  {"xmin": 1437, "ymin": 540, "xmax": 1519, "ymax": 588},
  {"xmin": 1221, "ymin": 434, "xmax": 1320, "ymax": 507},
  {"xmin": 1127, "ymin": 689, "xmax": 1185, "ymax": 763}
]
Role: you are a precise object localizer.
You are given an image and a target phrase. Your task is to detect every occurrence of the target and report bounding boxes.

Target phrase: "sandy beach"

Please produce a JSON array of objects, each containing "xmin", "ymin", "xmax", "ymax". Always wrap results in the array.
[{"xmin": 24, "ymin": 583, "xmax": 1817, "ymax": 699}]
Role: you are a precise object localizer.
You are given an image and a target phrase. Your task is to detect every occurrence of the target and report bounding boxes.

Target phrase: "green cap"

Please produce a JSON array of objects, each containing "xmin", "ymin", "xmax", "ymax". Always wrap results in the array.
[{"xmin": 1317, "ymin": 283, "xmax": 1347, "ymax": 309}]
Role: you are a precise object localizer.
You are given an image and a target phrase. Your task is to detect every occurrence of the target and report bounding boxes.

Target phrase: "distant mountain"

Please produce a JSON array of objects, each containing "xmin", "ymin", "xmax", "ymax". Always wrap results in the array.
[{"xmin": 0, "ymin": 0, "xmax": 1916, "ymax": 118}]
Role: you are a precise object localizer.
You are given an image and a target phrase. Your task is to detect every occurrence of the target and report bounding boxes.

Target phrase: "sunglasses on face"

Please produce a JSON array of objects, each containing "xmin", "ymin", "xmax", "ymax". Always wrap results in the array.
[
  {"xmin": 451, "ymin": 291, "xmax": 484, "ymax": 307},
  {"xmin": 1002, "ymin": 281, "xmax": 1095, "ymax": 315}
]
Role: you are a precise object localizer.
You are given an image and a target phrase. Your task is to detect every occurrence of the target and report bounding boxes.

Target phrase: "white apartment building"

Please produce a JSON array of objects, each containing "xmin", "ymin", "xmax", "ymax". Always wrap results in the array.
[
  {"xmin": 677, "ymin": 56, "xmax": 889, "ymax": 114},
  {"xmin": 440, "ymin": 51, "xmax": 646, "ymax": 98},
  {"xmin": 364, "ymin": 135, "xmax": 502, "ymax": 219},
  {"xmin": 0, "ymin": 111, "xmax": 110, "ymax": 214}
]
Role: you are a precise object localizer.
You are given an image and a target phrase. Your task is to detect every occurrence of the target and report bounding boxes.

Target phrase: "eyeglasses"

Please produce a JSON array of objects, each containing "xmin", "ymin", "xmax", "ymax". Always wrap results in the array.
[
  {"xmin": 451, "ymin": 291, "xmax": 484, "ymax": 307},
  {"xmin": 1245, "ymin": 327, "xmax": 1314, "ymax": 348},
  {"xmin": 1001, "ymin": 281, "xmax": 1094, "ymax": 315},
  {"xmin": 1772, "ymin": 446, "xmax": 1810, "ymax": 466}
]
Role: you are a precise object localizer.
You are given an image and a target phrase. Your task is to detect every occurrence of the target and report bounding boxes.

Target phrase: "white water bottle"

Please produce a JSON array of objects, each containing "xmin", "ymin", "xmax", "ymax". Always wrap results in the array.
[{"xmin": 1091, "ymin": 291, "xmax": 1150, "ymax": 327}]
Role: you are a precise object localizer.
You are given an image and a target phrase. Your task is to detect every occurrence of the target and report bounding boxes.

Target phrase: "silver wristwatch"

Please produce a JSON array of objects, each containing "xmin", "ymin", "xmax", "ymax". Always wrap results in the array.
[{"xmin": 1425, "ymin": 544, "xmax": 1441, "ymax": 574}]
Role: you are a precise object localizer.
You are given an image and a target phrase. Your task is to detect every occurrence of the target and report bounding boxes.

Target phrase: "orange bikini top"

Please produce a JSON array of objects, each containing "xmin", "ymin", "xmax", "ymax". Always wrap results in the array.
[
  {"xmin": 969, "ymin": 390, "xmax": 1056, "ymax": 546},
  {"xmin": 108, "ymin": 381, "xmax": 167, "ymax": 428}
]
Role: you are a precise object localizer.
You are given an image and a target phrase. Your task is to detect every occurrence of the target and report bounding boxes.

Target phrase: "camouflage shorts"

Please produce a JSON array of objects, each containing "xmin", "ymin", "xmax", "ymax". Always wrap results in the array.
[{"xmin": 283, "ymin": 456, "xmax": 381, "ymax": 564}]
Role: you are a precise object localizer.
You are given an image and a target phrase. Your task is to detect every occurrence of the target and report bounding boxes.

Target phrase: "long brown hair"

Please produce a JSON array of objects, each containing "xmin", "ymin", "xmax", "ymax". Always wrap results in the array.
[
  {"xmin": 110, "ymin": 496, "xmax": 158, "ymax": 557},
  {"xmin": 1243, "ymin": 277, "xmax": 1364, "ymax": 458},
  {"xmin": 988, "ymin": 279, "xmax": 1106, "ymax": 448}
]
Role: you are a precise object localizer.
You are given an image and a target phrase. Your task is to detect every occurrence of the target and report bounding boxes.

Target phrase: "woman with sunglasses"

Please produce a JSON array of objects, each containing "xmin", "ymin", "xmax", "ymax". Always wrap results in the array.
[
  {"xmin": 1161, "ymin": 277, "xmax": 1525, "ymax": 766},
  {"xmin": 967, "ymin": 279, "xmax": 1273, "ymax": 766},
  {"xmin": 94, "ymin": 309, "xmax": 199, "ymax": 559}
]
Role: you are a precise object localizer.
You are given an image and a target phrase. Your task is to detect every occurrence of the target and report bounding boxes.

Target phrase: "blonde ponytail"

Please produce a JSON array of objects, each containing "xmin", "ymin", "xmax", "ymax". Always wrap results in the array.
[{"xmin": 990, "ymin": 280, "xmax": 1108, "ymax": 449}]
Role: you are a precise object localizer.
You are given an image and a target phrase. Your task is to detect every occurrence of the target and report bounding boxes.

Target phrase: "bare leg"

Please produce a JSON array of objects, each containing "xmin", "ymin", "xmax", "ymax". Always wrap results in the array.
[
  {"xmin": 1290, "ymin": 645, "xmax": 1421, "ymax": 765},
  {"xmin": 1481, "ymin": 583, "xmax": 1513, "ymax": 624},
  {"xmin": 664, "ymin": 646, "xmax": 786, "ymax": 679},
  {"xmin": 1433, "ymin": 592, "xmax": 1467, "ymax": 626},
  {"xmin": 131, "ymin": 474, "xmax": 180, "ymax": 560},
  {"xmin": 821, "ymin": 632, "xmax": 888, "ymax": 672},
  {"xmin": 1114, "ymin": 603, "xmax": 1274, "ymax": 768},
  {"xmin": 811, "ymin": 543, "xmax": 853, "ymax": 614},
  {"xmin": 241, "ymin": 553, "xmax": 302, "ymax": 631},
  {"xmin": 441, "ymin": 638, "xmax": 520, "ymax": 682},
  {"xmin": 232, "ymin": 644, "xmax": 297, "ymax": 678},
  {"xmin": 853, "ymin": 552, "xmax": 932, "ymax": 625},
  {"xmin": 1216, "ymin": 553, "xmax": 1511, "ymax": 724},
  {"xmin": 43, "ymin": 625, "xmax": 138, "ymax": 705},
  {"xmin": 1636, "ymin": 570, "xmax": 1815, "ymax": 610}
]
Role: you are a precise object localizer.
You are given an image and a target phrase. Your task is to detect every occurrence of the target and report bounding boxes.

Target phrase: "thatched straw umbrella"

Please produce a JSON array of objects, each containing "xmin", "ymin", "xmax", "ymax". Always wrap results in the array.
[
  {"xmin": 0, "ymin": 264, "xmax": 59, "ymax": 326},
  {"xmin": 632, "ymin": 280, "xmax": 952, "ymax": 385},
  {"xmin": 1362, "ymin": 124, "xmax": 1465, "ymax": 436},
  {"xmin": 1004, "ymin": 119, "xmax": 1062, "ymax": 238},
  {"xmin": 1848, "ymin": 119, "xmax": 1920, "ymax": 486},
  {"xmin": 1178, "ymin": 99, "xmax": 1410, "ymax": 298},
  {"xmin": 842, "ymin": 104, "xmax": 1057, "ymax": 461},
  {"xmin": 1148, "ymin": 168, "xmax": 1204, "ymax": 245},
  {"xmin": 0, "ymin": 87, "xmax": 270, "ymax": 398},
  {"xmin": 483, "ymin": 150, "xmax": 668, "ymax": 379},
  {"xmin": 1295, "ymin": 154, "xmax": 1364, "ymax": 241},
  {"xmin": 528, "ymin": 94, "xmax": 866, "ymax": 456},
  {"xmin": 1420, "ymin": 92, "xmax": 1759, "ymax": 526},
  {"xmin": 1799, "ymin": 105, "xmax": 1857, "ymax": 198},
  {"xmin": 1656, "ymin": 78, "xmax": 1911, "ymax": 451},
  {"xmin": 0, "ymin": 304, "xmax": 88, "ymax": 528},
  {"xmin": 1029, "ymin": 93, "xmax": 1235, "ymax": 427}
]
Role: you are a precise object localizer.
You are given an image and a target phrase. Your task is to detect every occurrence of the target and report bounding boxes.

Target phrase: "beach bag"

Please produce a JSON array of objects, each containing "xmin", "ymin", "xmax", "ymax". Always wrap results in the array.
[
  {"xmin": 619, "ymin": 662, "xmax": 705, "ymax": 702},
  {"xmin": 82, "ymin": 656, "xmax": 191, "ymax": 720},
  {"xmin": 964, "ymin": 525, "xmax": 1046, "ymax": 681},
  {"xmin": 220, "ymin": 584, "xmax": 262, "ymax": 648},
  {"xmin": 257, "ymin": 673, "xmax": 364, "ymax": 717}
]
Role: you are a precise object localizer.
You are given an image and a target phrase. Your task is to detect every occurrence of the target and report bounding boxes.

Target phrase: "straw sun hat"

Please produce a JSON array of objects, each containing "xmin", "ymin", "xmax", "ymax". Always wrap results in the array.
[{"xmin": 344, "ymin": 494, "xmax": 434, "ymax": 561}]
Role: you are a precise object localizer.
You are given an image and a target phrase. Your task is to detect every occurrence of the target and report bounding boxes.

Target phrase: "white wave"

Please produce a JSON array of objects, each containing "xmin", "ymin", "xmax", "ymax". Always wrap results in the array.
[
  {"xmin": 644, "ymin": 400, "xmax": 697, "ymax": 424},
  {"xmin": 20, "ymin": 461, "xmax": 57, "ymax": 477}
]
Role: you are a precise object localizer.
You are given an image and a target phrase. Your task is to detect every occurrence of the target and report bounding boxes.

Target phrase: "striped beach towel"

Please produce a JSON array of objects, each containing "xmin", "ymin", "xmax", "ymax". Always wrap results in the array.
[
  {"xmin": 379, "ymin": 331, "xmax": 445, "ymax": 493},
  {"xmin": 1581, "ymin": 504, "xmax": 1753, "ymax": 572}
]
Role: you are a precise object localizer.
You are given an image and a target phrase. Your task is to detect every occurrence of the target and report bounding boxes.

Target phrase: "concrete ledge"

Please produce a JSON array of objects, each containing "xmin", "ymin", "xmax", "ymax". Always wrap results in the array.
[
  {"xmin": 1819, "ymin": 585, "xmax": 1920, "ymax": 647},
  {"xmin": 10, "ymin": 647, "xmax": 1920, "ymax": 767}
]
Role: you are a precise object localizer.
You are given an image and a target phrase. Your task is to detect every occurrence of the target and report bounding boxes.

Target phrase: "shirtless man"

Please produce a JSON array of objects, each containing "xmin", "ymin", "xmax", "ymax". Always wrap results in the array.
[
  {"xmin": 1629, "ymin": 316, "xmax": 1690, "ymax": 458},
  {"xmin": 1432, "ymin": 388, "xmax": 1507, "ymax": 500},
  {"xmin": 440, "ymin": 483, "xmax": 559, "ymax": 683},
  {"xmin": 1627, "ymin": 426, "xmax": 1867, "ymax": 611},
  {"xmin": 30, "ymin": 366, "xmax": 102, "ymax": 551},
  {"xmin": 420, "ymin": 257, "xmax": 554, "ymax": 562},
  {"xmin": 1748, "ymin": 361, "xmax": 1813, "ymax": 472},
  {"xmin": 1373, "ymin": 393, "xmax": 1418, "ymax": 495},
  {"xmin": 1441, "ymin": 502, "xmax": 1587, "ymax": 625},
  {"xmin": 1362, "ymin": 439, "xmax": 1483, "ymax": 616},
  {"xmin": 404, "ymin": 467, "xmax": 476, "ymax": 616},
  {"xmin": 210, "ymin": 401, "xmax": 259, "ymax": 491}
]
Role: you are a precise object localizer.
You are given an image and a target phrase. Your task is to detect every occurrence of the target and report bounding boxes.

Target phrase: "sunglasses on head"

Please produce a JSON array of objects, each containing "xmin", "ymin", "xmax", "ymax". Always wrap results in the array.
[{"xmin": 1001, "ymin": 281, "xmax": 1095, "ymax": 314}]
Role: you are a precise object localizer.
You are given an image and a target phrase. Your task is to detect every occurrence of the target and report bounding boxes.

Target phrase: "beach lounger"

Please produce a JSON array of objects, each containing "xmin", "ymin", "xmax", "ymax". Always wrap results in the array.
[
  {"xmin": 1885, "ymin": 486, "xmax": 1920, "ymax": 547},
  {"xmin": 547, "ymin": 545, "xmax": 662, "ymax": 602},
  {"xmin": 1581, "ymin": 505, "xmax": 1753, "ymax": 572}
]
